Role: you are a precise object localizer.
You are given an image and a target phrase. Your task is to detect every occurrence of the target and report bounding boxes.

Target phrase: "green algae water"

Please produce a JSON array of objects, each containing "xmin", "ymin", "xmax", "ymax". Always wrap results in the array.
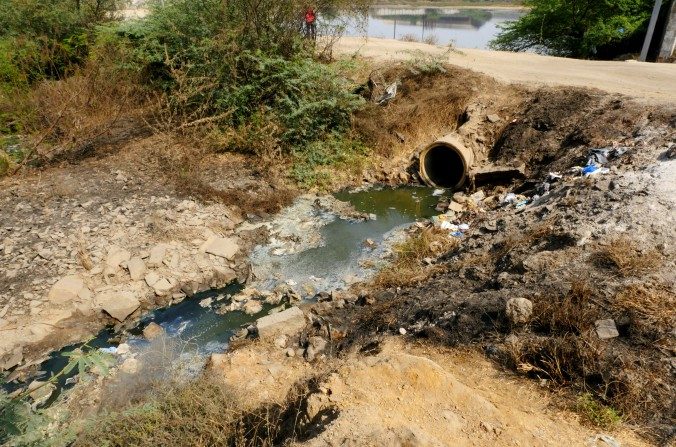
[{"xmin": 252, "ymin": 186, "xmax": 439, "ymax": 292}]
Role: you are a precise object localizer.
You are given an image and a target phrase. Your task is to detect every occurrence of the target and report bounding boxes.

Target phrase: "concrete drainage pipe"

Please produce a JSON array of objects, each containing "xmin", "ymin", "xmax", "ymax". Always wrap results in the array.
[{"xmin": 418, "ymin": 134, "xmax": 474, "ymax": 189}]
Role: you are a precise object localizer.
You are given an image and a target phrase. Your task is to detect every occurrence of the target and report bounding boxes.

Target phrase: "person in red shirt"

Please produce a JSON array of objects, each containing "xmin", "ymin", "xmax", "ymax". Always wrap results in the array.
[{"xmin": 305, "ymin": 6, "xmax": 317, "ymax": 40}]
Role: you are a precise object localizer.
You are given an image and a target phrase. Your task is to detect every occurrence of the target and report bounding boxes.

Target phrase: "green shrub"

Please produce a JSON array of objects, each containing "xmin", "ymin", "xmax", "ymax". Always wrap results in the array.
[
  {"xmin": 576, "ymin": 393, "xmax": 622, "ymax": 429},
  {"xmin": 291, "ymin": 134, "xmax": 368, "ymax": 188},
  {"xmin": 108, "ymin": 0, "xmax": 367, "ymax": 183}
]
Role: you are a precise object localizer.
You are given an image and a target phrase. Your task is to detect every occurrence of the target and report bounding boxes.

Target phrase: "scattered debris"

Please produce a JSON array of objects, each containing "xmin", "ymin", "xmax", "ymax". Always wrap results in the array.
[{"xmin": 377, "ymin": 82, "xmax": 398, "ymax": 105}]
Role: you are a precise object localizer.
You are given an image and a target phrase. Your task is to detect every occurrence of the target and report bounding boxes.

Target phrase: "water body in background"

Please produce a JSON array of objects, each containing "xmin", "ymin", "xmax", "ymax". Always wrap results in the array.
[{"xmin": 341, "ymin": 7, "xmax": 524, "ymax": 49}]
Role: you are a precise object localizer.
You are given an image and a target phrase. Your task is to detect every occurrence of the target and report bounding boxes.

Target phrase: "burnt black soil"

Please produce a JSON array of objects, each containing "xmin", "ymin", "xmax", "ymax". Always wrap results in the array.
[{"xmin": 311, "ymin": 82, "xmax": 676, "ymax": 444}]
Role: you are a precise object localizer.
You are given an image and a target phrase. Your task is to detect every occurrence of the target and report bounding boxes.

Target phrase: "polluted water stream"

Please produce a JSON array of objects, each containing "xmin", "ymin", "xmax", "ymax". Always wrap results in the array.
[{"xmin": 10, "ymin": 186, "xmax": 439, "ymax": 404}]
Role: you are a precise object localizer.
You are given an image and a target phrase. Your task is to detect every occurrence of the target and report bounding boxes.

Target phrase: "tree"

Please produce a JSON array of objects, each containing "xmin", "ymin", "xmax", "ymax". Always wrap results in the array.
[{"xmin": 490, "ymin": 0, "xmax": 655, "ymax": 58}]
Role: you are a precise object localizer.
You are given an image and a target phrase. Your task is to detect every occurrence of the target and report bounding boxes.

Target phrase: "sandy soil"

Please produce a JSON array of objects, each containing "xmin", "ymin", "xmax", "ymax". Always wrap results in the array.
[
  {"xmin": 336, "ymin": 37, "xmax": 676, "ymax": 104},
  {"xmin": 297, "ymin": 339, "xmax": 649, "ymax": 447}
]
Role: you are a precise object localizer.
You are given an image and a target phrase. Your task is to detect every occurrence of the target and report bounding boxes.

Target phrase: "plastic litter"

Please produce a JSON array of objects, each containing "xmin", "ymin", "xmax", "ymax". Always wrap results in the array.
[
  {"xmin": 440, "ymin": 221, "xmax": 458, "ymax": 231},
  {"xmin": 547, "ymin": 172, "xmax": 562, "ymax": 182},
  {"xmin": 588, "ymin": 149, "xmax": 610, "ymax": 165},
  {"xmin": 587, "ymin": 147, "xmax": 629, "ymax": 166},
  {"xmin": 99, "ymin": 347, "xmax": 117, "ymax": 355},
  {"xmin": 377, "ymin": 82, "xmax": 398, "ymax": 105},
  {"xmin": 516, "ymin": 200, "xmax": 529, "ymax": 208},
  {"xmin": 458, "ymin": 223, "xmax": 470, "ymax": 232},
  {"xmin": 588, "ymin": 434, "xmax": 621, "ymax": 447},
  {"xmin": 582, "ymin": 164, "xmax": 610, "ymax": 177},
  {"xmin": 450, "ymin": 232, "xmax": 463, "ymax": 238},
  {"xmin": 432, "ymin": 189, "xmax": 445, "ymax": 197},
  {"xmin": 502, "ymin": 193, "xmax": 517, "ymax": 204}
]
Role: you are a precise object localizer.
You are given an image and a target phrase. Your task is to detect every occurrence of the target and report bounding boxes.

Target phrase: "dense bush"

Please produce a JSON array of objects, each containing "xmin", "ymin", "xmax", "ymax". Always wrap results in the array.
[
  {"xmin": 490, "ymin": 0, "xmax": 655, "ymax": 58},
  {"xmin": 111, "ymin": 0, "xmax": 367, "ymax": 182},
  {"xmin": 0, "ymin": 0, "xmax": 371, "ymax": 184}
]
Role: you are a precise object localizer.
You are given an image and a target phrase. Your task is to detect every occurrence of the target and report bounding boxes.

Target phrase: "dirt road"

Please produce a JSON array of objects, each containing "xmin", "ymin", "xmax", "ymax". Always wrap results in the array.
[{"xmin": 336, "ymin": 37, "xmax": 676, "ymax": 104}]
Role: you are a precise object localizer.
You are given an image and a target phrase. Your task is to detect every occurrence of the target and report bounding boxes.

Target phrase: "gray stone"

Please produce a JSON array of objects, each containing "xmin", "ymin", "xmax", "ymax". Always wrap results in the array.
[
  {"xmin": 48, "ymin": 275, "xmax": 90, "ymax": 305},
  {"xmin": 243, "ymin": 300, "xmax": 263, "ymax": 315},
  {"xmin": 142, "ymin": 322, "xmax": 164, "ymax": 340},
  {"xmin": 152, "ymin": 278, "xmax": 173, "ymax": 296},
  {"xmin": 144, "ymin": 271, "xmax": 160, "ymax": 287},
  {"xmin": 97, "ymin": 290, "xmax": 140, "ymax": 321},
  {"xmin": 595, "ymin": 319, "xmax": 619, "ymax": 340},
  {"xmin": 505, "ymin": 298, "xmax": 533, "ymax": 324},
  {"xmin": 305, "ymin": 336, "xmax": 327, "ymax": 361},
  {"xmin": 486, "ymin": 114, "xmax": 501, "ymax": 123},
  {"xmin": 201, "ymin": 237, "xmax": 240, "ymax": 260},
  {"xmin": 147, "ymin": 244, "xmax": 167, "ymax": 268},
  {"xmin": 127, "ymin": 257, "xmax": 146, "ymax": 281},
  {"xmin": 256, "ymin": 306, "xmax": 306, "ymax": 339}
]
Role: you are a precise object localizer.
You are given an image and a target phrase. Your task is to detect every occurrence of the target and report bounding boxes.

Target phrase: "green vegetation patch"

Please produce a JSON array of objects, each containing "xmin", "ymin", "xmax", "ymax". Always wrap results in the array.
[{"xmin": 491, "ymin": 0, "xmax": 655, "ymax": 58}]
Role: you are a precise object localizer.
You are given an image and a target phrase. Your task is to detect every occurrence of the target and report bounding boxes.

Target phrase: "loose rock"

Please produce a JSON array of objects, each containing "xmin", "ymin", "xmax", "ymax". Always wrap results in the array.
[
  {"xmin": 505, "ymin": 298, "xmax": 533, "ymax": 324},
  {"xmin": 126, "ymin": 257, "xmax": 146, "ymax": 281},
  {"xmin": 256, "ymin": 306, "xmax": 306, "ymax": 339},
  {"xmin": 595, "ymin": 319, "xmax": 619, "ymax": 340},
  {"xmin": 201, "ymin": 237, "xmax": 240, "ymax": 260},
  {"xmin": 142, "ymin": 322, "xmax": 164, "ymax": 340},
  {"xmin": 48, "ymin": 275, "xmax": 90, "ymax": 305},
  {"xmin": 96, "ymin": 290, "xmax": 140, "ymax": 322}
]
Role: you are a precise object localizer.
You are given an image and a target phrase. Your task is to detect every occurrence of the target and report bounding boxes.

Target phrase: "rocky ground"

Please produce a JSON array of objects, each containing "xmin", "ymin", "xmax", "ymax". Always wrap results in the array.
[{"xmin": 0, "ymin": 136, "xmax": 288, "ymax": 373}]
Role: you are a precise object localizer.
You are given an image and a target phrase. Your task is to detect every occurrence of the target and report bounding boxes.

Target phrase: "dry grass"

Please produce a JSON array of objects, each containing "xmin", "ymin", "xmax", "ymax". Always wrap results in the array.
[
  {"xmin": 374, "ymin": 228, "xmax": 459, "ymax": 288},
  {"xmin": 24, "ymin": 63, "xmax": 146, "ymax": 166},
  {"xmin": 532, "ymin": 280, "xmax": 601, "ymax": 335},
  {"xmin": 174, "ymin": 172, "xmax": 296, "ymax": 215},
  {"xmin": 76, "ymin": 373, "xmax": 334, "ymax": 447},
  {"xmin": 592, "ymin": 237, "xmax": 662, "ymax": 277},
  {"xmin": 423, "ymin": 35, "xmax": 440, "ymax": 46},
  {"xmin": 506, "ymin": 279, "xmax": 674, "ymax": 437},
  {"xmin": 614, "ymin": 283, "xmax": 676, "ymax": 335},
  {"xmin": 352, "ymin": 64, "xmax": 479, "ymax": 158},
  {"xmin": 399, "ymin": 34, "xmax": 420, "ymax": 43}
]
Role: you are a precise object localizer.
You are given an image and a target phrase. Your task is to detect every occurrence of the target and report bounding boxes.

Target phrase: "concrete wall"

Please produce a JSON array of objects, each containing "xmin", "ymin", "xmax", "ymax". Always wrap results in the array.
[{"xmin": 659, "ymin": 0, "xmax": 676, "ymax": 59}]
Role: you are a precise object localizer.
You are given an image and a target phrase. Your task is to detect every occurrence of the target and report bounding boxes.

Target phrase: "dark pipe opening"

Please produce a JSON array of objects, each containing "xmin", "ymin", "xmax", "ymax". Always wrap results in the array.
[{"xmin": 423, "ymin": 145, "xmax": 465, "ymax": 188}]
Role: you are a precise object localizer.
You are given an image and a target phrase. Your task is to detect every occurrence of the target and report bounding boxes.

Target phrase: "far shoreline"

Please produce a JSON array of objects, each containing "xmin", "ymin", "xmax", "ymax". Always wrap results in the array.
[{"xmin": 371, "ymin": 2, "xmax": 527, "ymax": 10}]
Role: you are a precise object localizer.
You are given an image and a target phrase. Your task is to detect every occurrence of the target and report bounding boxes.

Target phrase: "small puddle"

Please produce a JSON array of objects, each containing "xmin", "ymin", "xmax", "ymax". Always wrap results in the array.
[
  {"xmin": 9, "ymin": 186, "xmax": 440, "ymax": 404},
  {"xmin": 251, "ymin": 186, "xmax": 438, "ymax": 293}
]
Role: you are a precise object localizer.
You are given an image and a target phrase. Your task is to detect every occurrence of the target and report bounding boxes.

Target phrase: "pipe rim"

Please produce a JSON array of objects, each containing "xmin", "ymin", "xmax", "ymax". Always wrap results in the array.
[{"xmin": 419, "ymin": 143, "xmax": 470, "ymax": 189}]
